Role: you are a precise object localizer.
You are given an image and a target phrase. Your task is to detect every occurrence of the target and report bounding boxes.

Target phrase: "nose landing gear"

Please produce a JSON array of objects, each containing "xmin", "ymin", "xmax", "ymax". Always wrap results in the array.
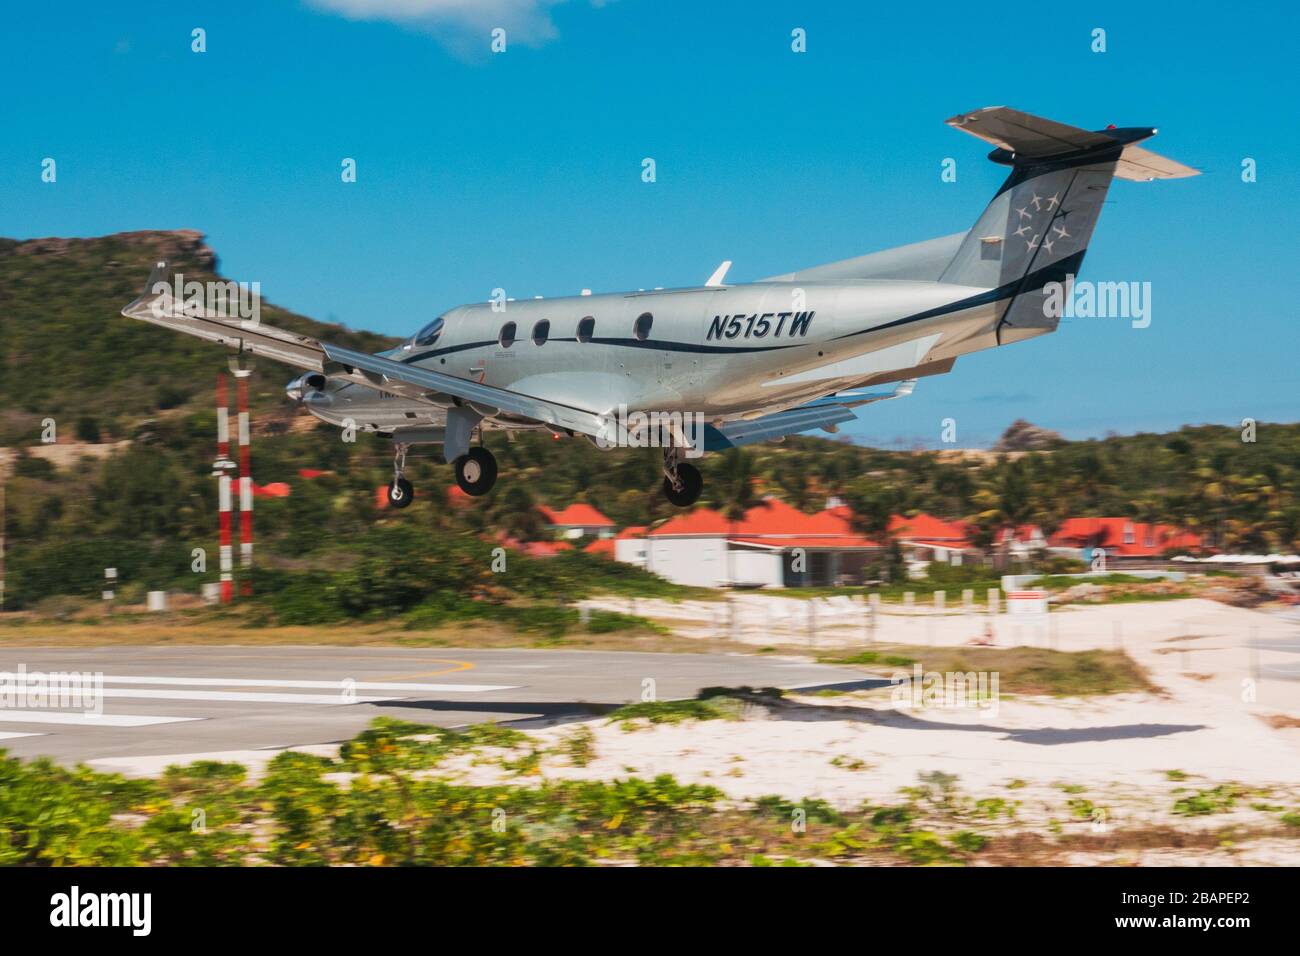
[
  {"xmin": 387, "ymin": 442, "xmax": 414, "ymax": 509},
  {"xmin": 661, "ymin": 446, "xmax": 703, "ymax": 507}
]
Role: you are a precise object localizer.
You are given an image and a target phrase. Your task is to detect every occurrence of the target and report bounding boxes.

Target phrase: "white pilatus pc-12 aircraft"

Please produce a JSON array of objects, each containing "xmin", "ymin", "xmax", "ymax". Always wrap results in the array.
[{"xmin": 124, "ymin": 107, "xmax": 1196, "ymax": 509}]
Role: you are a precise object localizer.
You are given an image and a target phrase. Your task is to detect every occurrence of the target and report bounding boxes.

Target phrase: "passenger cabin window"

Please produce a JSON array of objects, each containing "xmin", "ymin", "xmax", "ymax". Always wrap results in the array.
[
  {"xmin": 532, "ymin": 319, "xmax": 550, "ymax": 346},
  {"xmin": 414, "ymin": 316, "xmax": 445, "ymax": 347},
  {"xmin": 577, "ymin": 316, "xmax": 595, "ymax": 343},
  {"xmin": 633, "ymin": 311, "xmax": 653, "ymax": 341},
  {"xmin": 499, "ymin": 321, "xmax": 517, "ymax": 348}
]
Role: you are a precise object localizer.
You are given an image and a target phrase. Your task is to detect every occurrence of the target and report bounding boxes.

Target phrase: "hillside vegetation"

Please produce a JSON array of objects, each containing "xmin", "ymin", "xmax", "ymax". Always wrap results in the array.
[{"xmin": 2, "ymin": 231, "xmax": 1298, "ymax": 614}]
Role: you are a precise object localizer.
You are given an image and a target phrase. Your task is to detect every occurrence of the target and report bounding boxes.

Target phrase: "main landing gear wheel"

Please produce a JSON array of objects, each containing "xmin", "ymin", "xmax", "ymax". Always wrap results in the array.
[
  {"xmin": 661, "ymin": 446, "xmax": 703, "ymax": 507},
  {"xmin": 388, "ymin": 477, "xmax": 414, "ymax": 509},
  {"xmin": 454, "ymin": 446, "xmax": 498, "ymax": 496}
]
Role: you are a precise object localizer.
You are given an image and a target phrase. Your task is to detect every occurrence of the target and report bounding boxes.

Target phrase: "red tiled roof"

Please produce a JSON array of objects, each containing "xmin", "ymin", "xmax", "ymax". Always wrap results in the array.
[
  {"xmin": 1048, "ymin": 517, "xmax": 1204, "ymax": 556},
  {"xmin": 647, "ymin": 508, "xmax": 733, "ymax": 537},
  {"xmin": 522, "ymin": 540, "xmax": 573, "ymax": 557},
  {"xmin": 584, "ymin": 538, "xmax": 616, "ymax": 557},
  {"xmin": 647, "ymin": 498, "xmax": 879, "ymax": 548},
  {"xmin": 888, "ymin": 512, "xmax": 969, "ymax": 543},
  {"xmin": 538, "ymin": 503, "xmax": 614, "ymax": 527},
  {"xmin": 616, "ymin": 525, "xmax": 648, "ymax": 539},
  {"xmin": 730, "ymin": 535, "xmax": 878, "ymax": 550}
]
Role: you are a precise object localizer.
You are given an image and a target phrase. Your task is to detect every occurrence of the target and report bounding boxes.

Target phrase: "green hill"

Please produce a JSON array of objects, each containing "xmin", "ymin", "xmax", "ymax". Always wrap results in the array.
[{"xmin": 0, "ymin": 230, "xmax": 397, "ymax": 444}]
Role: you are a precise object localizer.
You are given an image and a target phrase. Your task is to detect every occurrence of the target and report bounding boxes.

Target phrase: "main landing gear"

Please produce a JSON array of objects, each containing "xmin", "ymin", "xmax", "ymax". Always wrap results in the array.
[
  {"xmin": 453, "ymin": 446, "xmax": 498, "ymax": 497},
  {"xmin": 661, "ymin": 446, "xmax": 702, "ymax": 507}
]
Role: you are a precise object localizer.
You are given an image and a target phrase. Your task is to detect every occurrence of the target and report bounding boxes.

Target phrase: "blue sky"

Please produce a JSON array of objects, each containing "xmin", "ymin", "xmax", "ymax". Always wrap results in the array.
[{"xmin": 3, "ymin": 0, "xmax": 1296, "ymax": 447}]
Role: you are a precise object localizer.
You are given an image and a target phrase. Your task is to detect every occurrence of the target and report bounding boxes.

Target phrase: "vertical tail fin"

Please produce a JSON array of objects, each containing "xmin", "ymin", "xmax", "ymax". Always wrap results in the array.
[{"xmin": 939, "ymin": 107, "xmax": 1197, "ymax": 343}]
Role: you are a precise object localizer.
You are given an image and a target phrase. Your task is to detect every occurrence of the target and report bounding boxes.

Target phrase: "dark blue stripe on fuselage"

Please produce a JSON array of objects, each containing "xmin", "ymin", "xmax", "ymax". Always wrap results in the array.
[
  {"xmin": 400, "ymin": 336, "xmax": 803, "ymax": 363},
  {"xmin": 830, "ymin": 249, "xmax": 1088, "ymax": 342}
]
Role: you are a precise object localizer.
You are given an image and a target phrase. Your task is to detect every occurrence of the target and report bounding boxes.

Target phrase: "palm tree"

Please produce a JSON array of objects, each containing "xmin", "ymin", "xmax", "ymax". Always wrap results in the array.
[
  {"xmin": 844, "ymin": 481, "xmax": 899, "ymax": 583},
  {"xmin": 713, "ymin": 449, "xmax": 760, "ymax": 586}
]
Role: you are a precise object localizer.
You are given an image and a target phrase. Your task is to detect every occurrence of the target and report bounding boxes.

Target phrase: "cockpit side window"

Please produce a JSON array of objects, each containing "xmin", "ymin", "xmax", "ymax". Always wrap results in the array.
[{"xmin": 414, "ymin": 316, "xmax": 445, "ymax": 347}]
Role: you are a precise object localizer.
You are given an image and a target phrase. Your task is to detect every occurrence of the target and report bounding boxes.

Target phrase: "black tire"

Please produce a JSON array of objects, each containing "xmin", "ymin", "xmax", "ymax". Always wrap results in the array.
[
  {"xmin": 387, "ymin": 477, "xmax": 415, "ymax": 509},
  {"xmin": 454, "ymin": 446, "xmax": 498, "ymax": 496},
  {"xmin": 662, "ymin": 462, "xmax": 703, "ymax": 507}
]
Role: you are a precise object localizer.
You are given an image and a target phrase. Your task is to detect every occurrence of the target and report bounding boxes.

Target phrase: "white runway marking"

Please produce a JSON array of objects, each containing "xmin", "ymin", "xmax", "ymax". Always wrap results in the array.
[
  {"xmin": 0, "ymin": 730, "xmax": 43, "ymax": 740},
  {"xmin": 8, "ymin": 688, "xmax": 399, "ymax": 706},
  {"xmin": 0, "ymin": 710, "xmax": 202, "ymax": 727},
  {"xmin": 3, "ymin": 674, "xmax": 519, "ymax": 694}
]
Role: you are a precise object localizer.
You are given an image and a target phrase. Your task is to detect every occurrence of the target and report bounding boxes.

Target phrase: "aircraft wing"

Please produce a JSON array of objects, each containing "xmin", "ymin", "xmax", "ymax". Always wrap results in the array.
[
  {"xmin": 122, "ymin": 267, "xmax": 611, "ymax": 439},
  {"xmin": 122, "ymin": 280, "xmax": 329, "ymax": 373},
  {"xmin": 703, "ymin": 380, "xmax": 915, "ymax": 450}
]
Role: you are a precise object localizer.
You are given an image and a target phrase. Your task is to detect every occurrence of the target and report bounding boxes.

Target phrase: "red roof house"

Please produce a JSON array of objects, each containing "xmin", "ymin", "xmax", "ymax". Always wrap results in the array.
[
  {"xmin": 538, "ymin": 502, "xmax": 616, "ymax": 538},
  {"xmin": 630, "ymin": 497, "xmax": 880, "ymax": 587},
  {"xmin": 886, "ymin": 513, "xmax": 979, "ymax": 564},
  {"xmin": 1048, "ymin": 517, "xmax": 1205, "ymax": 558}
]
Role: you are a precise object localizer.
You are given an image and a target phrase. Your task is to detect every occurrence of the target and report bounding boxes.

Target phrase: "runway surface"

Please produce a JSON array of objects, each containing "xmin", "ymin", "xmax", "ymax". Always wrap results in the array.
[{"xmin": 0, "ymin": 646, "xmax": 871, "ymax": 768}]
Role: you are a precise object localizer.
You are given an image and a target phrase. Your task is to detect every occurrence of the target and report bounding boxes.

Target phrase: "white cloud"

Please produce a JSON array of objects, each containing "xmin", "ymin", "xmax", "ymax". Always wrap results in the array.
[{"xmin": 305, "ymin": 0, "xmax": 597, "ymax": 48}]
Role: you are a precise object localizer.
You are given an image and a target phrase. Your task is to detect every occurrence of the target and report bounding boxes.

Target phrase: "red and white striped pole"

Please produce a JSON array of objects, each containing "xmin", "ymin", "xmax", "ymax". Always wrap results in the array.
[
  {"xmin": 216, "ymin": 373, "xmax": 234, "ymax": 604},
  {"xmin": 234, "ymin": 369, "xmax": 253, "ymax": 596}
]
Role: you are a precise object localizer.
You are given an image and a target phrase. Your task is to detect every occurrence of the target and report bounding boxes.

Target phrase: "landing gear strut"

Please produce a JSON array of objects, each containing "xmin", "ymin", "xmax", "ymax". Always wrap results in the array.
[
  {"xmin": 387, "ymin": 442, "xmax": 414, "ymax": 508},
  {"xmin": 661, "ymin": 446, "xmax": 702, "ymax": 507},
  {"xmin": 454, "ymin": 446, "xmax": 498, "ymax": 496}
]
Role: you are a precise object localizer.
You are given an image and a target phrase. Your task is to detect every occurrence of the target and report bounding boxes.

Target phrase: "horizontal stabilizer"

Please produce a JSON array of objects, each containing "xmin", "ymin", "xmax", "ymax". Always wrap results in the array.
[
  {"xmin": 1113, "ymin": 143, "xmax": 1199, "ymax": 181},
  {"xmin": 704, "ymin": 405, "xmax": 857, "ymax": 451},
  {"xmin": 946, "ymin": 106, "xmax": 1116, "ymax": 157},
  {"xmin": 704, "ymin": 379, "xmax": 916, "ymax": 450}
]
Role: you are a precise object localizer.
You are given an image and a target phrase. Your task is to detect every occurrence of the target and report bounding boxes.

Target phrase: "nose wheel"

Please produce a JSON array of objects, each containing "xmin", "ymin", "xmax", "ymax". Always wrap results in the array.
[
  {"xmin": 661, "ymin": 447, "xmax": 703, "ymax": 507},
  {"xmin": 387, "ymin": 442, "xmax": 414, "ymax": 509},
  {"xmin": 454, "ymin": 446, "xmax": 498, "ymax": 496}
]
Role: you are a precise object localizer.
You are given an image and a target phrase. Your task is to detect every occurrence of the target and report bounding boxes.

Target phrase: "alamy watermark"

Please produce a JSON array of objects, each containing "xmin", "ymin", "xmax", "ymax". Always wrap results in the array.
[
  {"xmin": 1043, "ymin": 274, "xmax": 1151, "ymax": 329},
  {"xmin": 0, "ymin": 664, "xmax": 104, "ymax": 716},
  {"xmin": 150, "ymin": 271, "xmax": 261, "ymax": 327},
  {"xmin": 890, "ymin": 665, "xmax": 1000, "ymax": 717},
  {"xmin": 593, "ymin": 404, "xmax": 706, "ymax": 458}
]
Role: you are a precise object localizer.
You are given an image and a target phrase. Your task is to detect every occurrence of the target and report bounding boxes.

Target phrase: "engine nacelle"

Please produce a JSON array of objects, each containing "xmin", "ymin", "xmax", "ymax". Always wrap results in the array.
[{"xmin": 285, "ymin": 372, "xmax": 328, "ymax": 402}]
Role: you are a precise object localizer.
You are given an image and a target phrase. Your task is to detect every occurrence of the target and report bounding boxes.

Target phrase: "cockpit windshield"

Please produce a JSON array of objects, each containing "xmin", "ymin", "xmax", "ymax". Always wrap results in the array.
[{"xmin": 413, "ymin": 316, "xmax": 445, "ymax": 347}]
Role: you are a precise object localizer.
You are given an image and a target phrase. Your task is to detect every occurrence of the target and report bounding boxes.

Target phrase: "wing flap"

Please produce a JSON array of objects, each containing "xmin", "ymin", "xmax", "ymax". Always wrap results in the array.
[{"xmin": 318, "ymin": 343, "xmax": 610, "ymax": 439}]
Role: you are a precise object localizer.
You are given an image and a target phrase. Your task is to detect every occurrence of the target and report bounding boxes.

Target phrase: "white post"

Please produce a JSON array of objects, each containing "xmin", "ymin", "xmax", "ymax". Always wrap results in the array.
[
  {"xmin": 962, "ymin": 588, "xmax": 974, "ymax": 613},
  {"xmin": 934, "ymin": 590, "xmax": 945, "ymax": 613},
  {"xmin": 102, "ymin": 567, "xmax": 117, "ymax": 604}
]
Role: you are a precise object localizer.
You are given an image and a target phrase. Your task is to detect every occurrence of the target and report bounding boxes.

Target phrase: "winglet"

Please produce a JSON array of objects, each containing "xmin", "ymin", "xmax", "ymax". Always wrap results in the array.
[{"xmin": 705, "ymin": 260, "xmax": 732, "ymax": 287}]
